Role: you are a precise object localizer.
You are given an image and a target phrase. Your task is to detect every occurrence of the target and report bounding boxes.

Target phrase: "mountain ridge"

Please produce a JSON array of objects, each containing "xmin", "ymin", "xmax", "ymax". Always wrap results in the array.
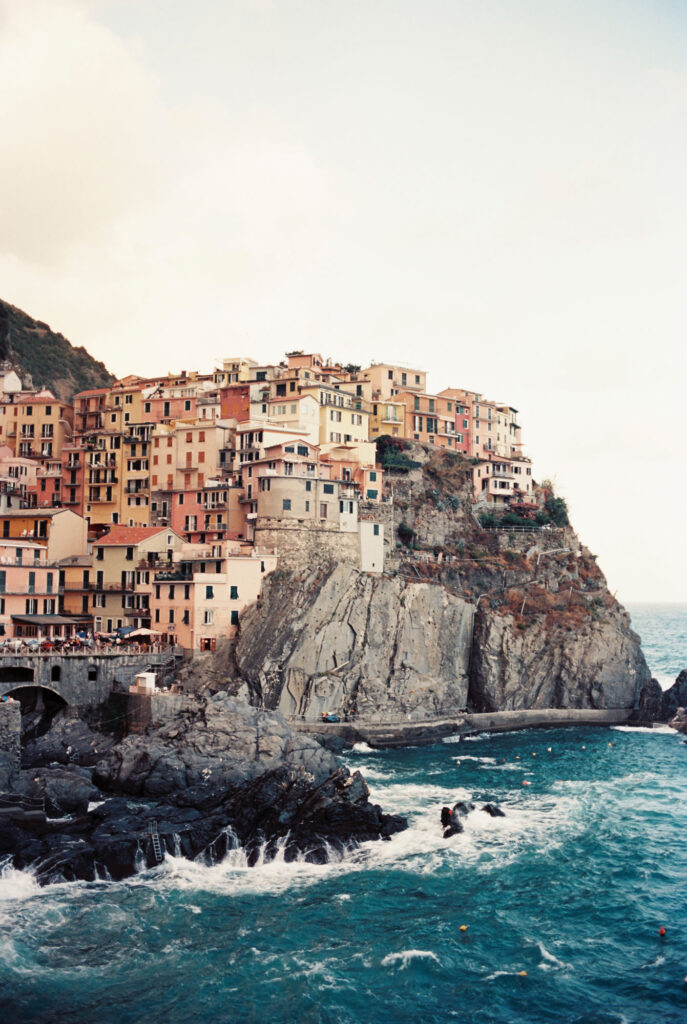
[{"xmin": 0, "ymin": 299, "xmax": 115, "ymax": 401}]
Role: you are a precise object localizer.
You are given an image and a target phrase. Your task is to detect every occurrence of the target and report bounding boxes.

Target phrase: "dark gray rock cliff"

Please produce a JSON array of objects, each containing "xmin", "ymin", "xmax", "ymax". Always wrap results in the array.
[{"xmin": 234, "ymin": 444, "xmax": 649, "ymax": 719}]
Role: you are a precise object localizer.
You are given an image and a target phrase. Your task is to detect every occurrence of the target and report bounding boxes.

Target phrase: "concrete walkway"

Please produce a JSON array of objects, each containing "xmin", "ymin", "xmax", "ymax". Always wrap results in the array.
[{"xmin": 291, "ymin": 707, "xmax": 635, "ymax": 749}]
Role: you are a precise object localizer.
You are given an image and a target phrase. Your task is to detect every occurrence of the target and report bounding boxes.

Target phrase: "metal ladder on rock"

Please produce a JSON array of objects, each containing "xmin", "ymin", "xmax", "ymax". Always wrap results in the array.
[{"xmin": 148, "ymin": 820, "xmax": 164, "ymax": 864}]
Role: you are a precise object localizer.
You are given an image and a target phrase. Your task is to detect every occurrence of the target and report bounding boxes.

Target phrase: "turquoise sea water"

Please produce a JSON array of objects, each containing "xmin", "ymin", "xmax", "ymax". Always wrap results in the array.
[
  {"xmin": 1, "ymin": 606, "xmax": 686, "ymax": 1024},
  {"xmin": 627, "ymin": 603, "xmax": 687, "ymax": 689}
]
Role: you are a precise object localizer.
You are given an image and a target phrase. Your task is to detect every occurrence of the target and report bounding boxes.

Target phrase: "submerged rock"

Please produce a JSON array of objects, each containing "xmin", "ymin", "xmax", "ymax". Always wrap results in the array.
[
  {"xmin": 668, "ymin": 707, "xmax": 687, "ymax": 735},
  {"xmin": 481, "ymin": 803, "xmax": 506, "ymax": 817}
]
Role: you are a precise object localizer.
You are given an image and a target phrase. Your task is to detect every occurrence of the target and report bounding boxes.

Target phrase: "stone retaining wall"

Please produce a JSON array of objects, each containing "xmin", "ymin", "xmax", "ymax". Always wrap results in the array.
[
  {"xmin": 0, "ymin": 699, "xmax": 21, "ymax": 788},
  {"xmin": 293, "ymin": 706, "xmax": 634, "ymax": 749}
]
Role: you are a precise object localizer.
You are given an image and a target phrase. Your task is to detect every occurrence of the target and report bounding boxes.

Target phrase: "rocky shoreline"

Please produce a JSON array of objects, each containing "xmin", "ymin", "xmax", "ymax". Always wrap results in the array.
[{"xmin": 0, "ymin": 694, "xmax": 406, "ymax": 884}]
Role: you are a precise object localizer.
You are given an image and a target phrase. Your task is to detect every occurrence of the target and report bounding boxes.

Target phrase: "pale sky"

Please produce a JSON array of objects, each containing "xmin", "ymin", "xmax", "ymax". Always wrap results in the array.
[{"xmin": 1, "ymin": 0, "xmax": 685, "ymax": 602}]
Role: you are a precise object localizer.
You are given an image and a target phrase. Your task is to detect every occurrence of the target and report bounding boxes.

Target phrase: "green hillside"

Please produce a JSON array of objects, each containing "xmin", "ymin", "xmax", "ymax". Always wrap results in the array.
[{"xmin": 0, "ymin": 299, "xmax": 115, "ymax": 402}]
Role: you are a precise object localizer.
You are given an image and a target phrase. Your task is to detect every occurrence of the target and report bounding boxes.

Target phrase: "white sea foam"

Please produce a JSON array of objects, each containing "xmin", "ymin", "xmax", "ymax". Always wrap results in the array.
[
  {"xmin": 463, "ymin": 730, "xmax": 520, "ymax": 742},
  {"xmin": 381, "ymin": 949, "xmax": 440, "ymax": 969},
  {"xmin": 351, "ymin": 766, "xmax": 396, "ymax": 782},
  {"xmin": 0, "ymin": 859, "xmax": 40, "ymax": 903},
  {"xmin": 451, "ymin": 755, "xmax": 498, "ymax": 764},
  {"xmin": 351, "ymin": 742, "xmax": 374, "ymax": 753},
  {"xmin": 484, "ymin": 969, "xmax": 527, "ymax": 980},
  {"xmin": 534, "ymin": 941, "xmax": 573, "ymax": 971},
  {"xmin": 612, "ymin": 725, "xmax": 677, "ymax": 735},
  {"xmin": 641, "ymin": 954, "xmax": 665, "ymax": 969}
]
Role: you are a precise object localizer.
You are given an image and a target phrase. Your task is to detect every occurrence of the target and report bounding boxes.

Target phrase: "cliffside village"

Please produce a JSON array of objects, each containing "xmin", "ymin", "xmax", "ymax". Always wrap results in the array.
[{"xmin": 0, "ymin": 353, "xmax": 534, "ymax": 653}]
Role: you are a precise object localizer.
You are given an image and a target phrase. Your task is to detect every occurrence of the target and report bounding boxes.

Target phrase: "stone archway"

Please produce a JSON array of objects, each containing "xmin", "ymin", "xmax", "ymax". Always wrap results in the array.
[{"xmin": 3, "ymin": 684, "xmax": 68, "ymax": 744}]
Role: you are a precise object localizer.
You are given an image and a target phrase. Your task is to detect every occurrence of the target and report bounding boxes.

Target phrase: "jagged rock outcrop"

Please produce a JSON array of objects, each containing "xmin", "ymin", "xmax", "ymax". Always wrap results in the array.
[
  {"xmin": 237, "ymin": 563, "xmax": 473, "ymax": 723},
  {"xmin": 22, "ymin": 707, "xmax": 118, "ymax": 767},
  {"xmin": 469, "ymin": 603, "xmax": 648, "ymax": 711},
  {"xmin": 632, "ymin": 670, "xmax": 687, "ymax": 724},
  {"xmin": 660, "ymin": 669, "xmax": 687, "ymax": 721},
  {"xmin": 234, "ymin": 442, "xmax": 649, "ymax": 721},
  {"xmin": 1, "ymin": 694, "xmax": 405, "ymax": 883},
  {"xmin": 668, "ymin": 707, "xmax": 687, "ymax": 735}
]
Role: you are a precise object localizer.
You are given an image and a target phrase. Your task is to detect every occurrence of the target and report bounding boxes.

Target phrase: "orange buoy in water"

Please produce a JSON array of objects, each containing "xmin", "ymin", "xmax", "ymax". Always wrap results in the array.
[
  {"xmin": 460, "ymin": 925, "xmax": 468, "ymax": 932},
  {"xmin": 659, "ymin": 926, "xmax": 666, "ymax": 937},
  {"xmin": 518, "ymin": 971, "xmax": 527, "ymax": 976},
  {"xmin": 522, "ymin": 780, "xmax": 531, "ymax": 786}
]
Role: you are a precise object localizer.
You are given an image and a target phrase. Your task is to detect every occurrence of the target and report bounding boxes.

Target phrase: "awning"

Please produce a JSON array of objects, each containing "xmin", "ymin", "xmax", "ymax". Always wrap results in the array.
[{"xmin": 10, "ymin": 615, "xmax": 84, "ymax": 626}]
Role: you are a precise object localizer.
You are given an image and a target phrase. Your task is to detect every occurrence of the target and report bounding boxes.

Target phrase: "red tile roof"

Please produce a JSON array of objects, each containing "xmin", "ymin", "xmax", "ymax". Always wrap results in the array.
[{"xmin": 97, "ymin": 526, "xmax": 171, "ymax": 546}]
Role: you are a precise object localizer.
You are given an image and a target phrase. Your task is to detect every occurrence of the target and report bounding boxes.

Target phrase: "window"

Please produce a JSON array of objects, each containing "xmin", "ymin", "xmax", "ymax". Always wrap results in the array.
[
  {"xmin": 414, "ymin": 396, "xmax": 420, "ymax": 411},
  {"xmin": 282, "ymin": 499, "xmax": 291, "ymax": 511},
  {"xmin": 203, "ymin": 609, "xmax": 213, "ymax": 625},
  {"xmin": 205, "ymin": 585, "xmax": 214, "ymax": 599},
  {"xmin": 367, "ymin": 489, "xmax": 378, "ymax": 500},
  {"xmin": 369, "ymin": 471, "xmax": 377, "ymax": 482},
  {"xmin": 320, "ymin": 503, "xmax": 328, "ymax": 519},
  {"xmin": 373, "ymin": 524, "xmax": 380, "ymax": 536},
  {"xmin": 126, "ymin": 546, "xmax": 134, "ymax": 561},
  {"xmin": 323, "ymin": 483, "xmax": 334, "ymax": 494},
  {"xmin": 230, "ymin": 585, "xmax": 238, "ymax": 600},
  {"xmin": 231, "ymin": 610, "xmax": 239, "ymax": 626},
  {"xmin": 96, "ymin": 547, "xmax": 104, "ymax": 561},
  {"xmin": 305, "ymin": 500, "xmax": 310, "ymax": 512}
]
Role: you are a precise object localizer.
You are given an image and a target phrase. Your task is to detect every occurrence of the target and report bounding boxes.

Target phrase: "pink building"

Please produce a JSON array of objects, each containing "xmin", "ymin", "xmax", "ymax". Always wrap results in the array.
[
  {"xmin": 149, "ymin": 540, "xmax": 277, "ymax": 650},
  {"xmin": 0, "ymin": 540, "xmax": 70, "ymax": 640}
]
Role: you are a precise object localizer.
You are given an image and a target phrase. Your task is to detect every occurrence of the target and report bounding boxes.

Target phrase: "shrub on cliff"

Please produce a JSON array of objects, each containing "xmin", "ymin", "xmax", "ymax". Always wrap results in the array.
[
  {"xmin": 397, "ymin": 521, "xmax": 415, "ymax": 546},
  {"xmin": 544, "ymin": 494, "xmax": 569, "ymax": 527},
  {"xmin": 375, "ymin": 435, "xmax": 421, "ymax": 472}
]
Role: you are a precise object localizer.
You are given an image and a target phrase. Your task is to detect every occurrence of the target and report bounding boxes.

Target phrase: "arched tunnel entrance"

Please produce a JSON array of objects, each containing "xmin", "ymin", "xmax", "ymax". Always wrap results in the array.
[{"xmin": 3, "ymin": 685, "xmax": 68, "ymax": 744}]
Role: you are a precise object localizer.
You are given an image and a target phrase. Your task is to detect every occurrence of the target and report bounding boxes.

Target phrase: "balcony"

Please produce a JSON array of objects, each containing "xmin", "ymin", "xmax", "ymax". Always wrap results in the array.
[
  {"xmin": 177, "ymin": 463, "xmax": 197, "ymax": 472},
  {"xmin": 66, "ymin": 460, "xmax": 82, "ymax": 470}
]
